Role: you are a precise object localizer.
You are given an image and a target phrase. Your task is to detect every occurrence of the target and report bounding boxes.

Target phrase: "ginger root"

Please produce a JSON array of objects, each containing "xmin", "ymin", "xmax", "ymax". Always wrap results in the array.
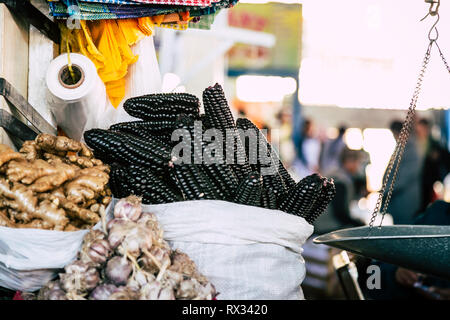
[
  {"xmin": 62, "ymin": 201, "xmax": 100, "ymax": 224},
  {"xmin": 67, "ymin": 155, "xmax": 94, "ymax": 168},
  {"xmin": 31, "ymin": 163, "xmax": 78, "ymax": 193},
  {"xmin": 0, "ymin": 144, "xmax": 23, "ymax": 167},
  {"xmin": 0, "ymin": 179, "xmax": 68, "ymax": 228},
  {"xmin": 34, "ymin": 200, "xmax": 69, "ymax": 227},
  {"xmin": 67, "ymin": 155, "xmax": 103, "ymax": 168},
  {"xmin": 20, "ymin": 141, "xmax": 39, "ymax": 161},
  {"xmin": 7, "ymin": 159, "xmax": 63, "ymax": 184},
  {"xmin": 80, "ymin": 143, "xmax": 94, "ymax": 158},
  {"xmin": 36, "ymin": 134, "xmax": 81, "ymax": 154},
  {"xmin": 0, "ymin": 134, "xmax": 108, "ymax": 231},
  {"xmin": 65, "ymin": 173, "xmax": 108, "ymax": 204},
  {"xmin": 64, "ymin": 224, "xmax": 80, "ymax": 232},
  {"xmin": 17, "ymin": 219, "xmax": 53, "ymax": 230},
  {"xmin": 0, "ymin": 210, "xmax": 14, "ymax": 228},
  {"xmin": 9, "ymin": 210, "xmax": 33, "ymax": 223},
  {"xmin": 0, "ymin": 180, "xmax": 38, "ymax": 215}
]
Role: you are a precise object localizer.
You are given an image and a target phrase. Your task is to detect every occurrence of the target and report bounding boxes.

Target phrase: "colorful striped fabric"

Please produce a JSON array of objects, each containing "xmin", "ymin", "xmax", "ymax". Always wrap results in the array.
[
  {"xmin": 50, "ymin": 0, "xmax": 210, "ymax": 5},
  {"xmin": 126, "ymin": 0, "xmax": 210, "ymax": 6},
  {"xmin": 49, "ymin": 1, "xmax": 178, "ymax": 19},
  {"xmin": 48, "ymin": 0, "xmax": 238, "ymax": 23},
  {"xmin": 76, "ymin": 0, "xmax": 140, "ymax": 4},
  {"xmin": 189, "ymin": 0, "xmax": 238, "ymax": 17}
]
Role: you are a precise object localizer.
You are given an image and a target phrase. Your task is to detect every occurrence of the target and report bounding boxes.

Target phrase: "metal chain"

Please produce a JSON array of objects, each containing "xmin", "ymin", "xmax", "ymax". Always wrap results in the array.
[
  {"xmin": 436, "ymin": 42, "xmax": 450, "ymax": 74},
  {"xmin": 368, "ymin": 41, "xmax": 434, "ymax": 229},
  {"xmin": 367, "ymin": 0, "xmax": 450, "ymax": 231}
]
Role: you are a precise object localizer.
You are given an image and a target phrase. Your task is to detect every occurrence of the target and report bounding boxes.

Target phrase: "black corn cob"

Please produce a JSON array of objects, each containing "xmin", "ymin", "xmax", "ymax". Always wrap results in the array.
[
  {"xmin": 202, "ymin": 83, "xmax": 251, "ymax": 181},
  {"xmin": 109, "ymin": 123, "xmax": 171, "ymax": 145},
  {"xmin": 202, "ymin": 83, "xmax": 236, "ymax": 130},
  {"xmin": 236, "ymin": 117, "xmax": 295, "ymax": 191},
  {"xmin": 120, "ymin": 131, "xmax": 173, "ymax": 162},
  {"xmin": 110, "ymin": 164, "xmax": 132, "ymax": 199},
  {"xmin": 84, "ymin": 129, "xmax": 173, "ymax": 168},
  {"xmin": 201, "ymin": 164, "xmax": 239, "ymax": 201},
  {"xmin": 237, "ymin": 124, "xmax": 259, "ymax": 172},
  {"xmin": 125, "ymin": 93, "xmax": 200, "ymax": 110},
  {"xmin": 171, "ymin": 113, "xmax": 204, "ymax": 164},
  {"xmin": 108, "ymin": 164, "xmax": 123, "ymax": 198},
  {"xmin": 305, "ymin": 178, "xmax": 336, "ymax": 224},
  {"xmin": 124, "ymin": 103, "xmax": 200, "ymax": 122},
  {"xmin": 233, "ymin": 172, "xmax": 263, "ymax": 207},
  {"xmin": 279, "ymin": 173, "xmax": 324, "ymax": 221},
  {"xmin": 126, "ymin": 165, "xmax": 182, "ymax": 203},
  {"xmin": 260, "ymin": 187, "xmax": 278, "ymax": 210},
  {"xmin": 262, "ymin": 174, "xmax": 288, "ymax": 205},
  {"xmin": 109, "ymin": 120, "xmax": 177, "ymax": 133},
  {"xmin": 260, "ymin": 190, "xmax": 269, "ymax": 209},
  {"xmin": 199, "ymin": 114, "xmax": 212, "ymax": 130},
  {"xmin": 199, "ymin": 167, "xmax": 228, "ymax": 200},
  {"xmin": 171, "ymin": 164, "xmax": 216, "ymax": 201}
]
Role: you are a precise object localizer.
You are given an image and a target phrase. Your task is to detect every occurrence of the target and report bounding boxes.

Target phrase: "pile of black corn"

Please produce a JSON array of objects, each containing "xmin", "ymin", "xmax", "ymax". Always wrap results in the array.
[{"xmin": 84, "ymin": 84, "xmax": 336, "ymax": 224}]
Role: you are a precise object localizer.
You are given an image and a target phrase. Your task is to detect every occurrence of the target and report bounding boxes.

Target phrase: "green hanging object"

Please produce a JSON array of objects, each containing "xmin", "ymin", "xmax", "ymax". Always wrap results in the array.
[{"xmin": 314, "ymin": 225, "xmax": 450, "ymax": 280}]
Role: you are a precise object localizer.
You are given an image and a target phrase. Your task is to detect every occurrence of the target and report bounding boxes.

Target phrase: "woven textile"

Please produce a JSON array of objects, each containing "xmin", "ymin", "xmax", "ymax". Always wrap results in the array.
[
  {"xmin": 49, "ymin": 1, "xmax": 178, "ymax": 19},
  {"xmin": 77, "ymin": 0, "xmax": 139, "ymax": 4},
  {"xmin": 50, "ymin": 0, "xmax": 210, "ymax": 5},
  {"xmin": 130, "ymin": 0, "xmax": 210, "ymax": 6},
  {"xmin": 48, "ymin": 0, "xmax": 238, "ymax": 24}
]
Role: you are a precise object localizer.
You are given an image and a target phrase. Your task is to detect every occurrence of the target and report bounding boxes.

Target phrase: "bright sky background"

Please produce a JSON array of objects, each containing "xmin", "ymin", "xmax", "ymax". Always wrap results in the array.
[{"xmin": 298, "ymin": 0, "xmax": 450, "ymax": 110}]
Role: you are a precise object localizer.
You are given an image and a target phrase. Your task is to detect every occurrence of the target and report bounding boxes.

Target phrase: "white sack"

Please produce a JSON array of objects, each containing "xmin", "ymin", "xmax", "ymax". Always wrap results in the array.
[
  {"xmin": 141, "ymin": 200, "xmax": 313, "ymax": 300},
  {"xmin": 0, "ymin": 206, "xmax": 112, "ymax": 292}
]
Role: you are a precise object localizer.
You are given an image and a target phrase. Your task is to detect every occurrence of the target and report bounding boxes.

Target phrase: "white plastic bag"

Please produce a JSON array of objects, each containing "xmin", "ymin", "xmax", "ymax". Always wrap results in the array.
[
  {"xmin": 0, "ymin": 206, "xmax": 112, "ymax": 292},
  {"xmin": 97, "ymin": 36, "xmax": 162, "ymax": 130},
  {"xmin": 141, "ymin": 200, "xmax": 313, "ymax": 300}
]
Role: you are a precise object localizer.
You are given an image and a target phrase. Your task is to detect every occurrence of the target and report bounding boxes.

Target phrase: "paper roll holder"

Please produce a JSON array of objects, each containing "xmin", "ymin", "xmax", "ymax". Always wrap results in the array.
[{"xmin": 58, "ymin": 64, "xmax": 85, "ymax": 90}]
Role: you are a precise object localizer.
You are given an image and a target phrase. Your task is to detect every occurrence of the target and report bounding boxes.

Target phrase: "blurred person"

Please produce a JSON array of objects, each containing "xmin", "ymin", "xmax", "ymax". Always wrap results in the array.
[
  {"xmin": 292, "ymin": 119, "xmax": 321, "ymax": 179},
  {"xmin": 313, "ymin": 147, "xmax": 365, "ymax": 234},
  {"xmin": 320, "ymin": 126, "xmax": 347, "ymax": 173},
  {"xmin": 383, "ymin": 120, "xmax": 422, "ymax": 224},
  {"xmin": 361, "ymin": 200, "xmax": 450, "ymax": 300},
  {"xmin": 277, "ymin": 110, "xmax": 296, "ymax": 167},
  {"xmin": 416, "ymin": 118, "xmax": 450, "ymax": 212}
]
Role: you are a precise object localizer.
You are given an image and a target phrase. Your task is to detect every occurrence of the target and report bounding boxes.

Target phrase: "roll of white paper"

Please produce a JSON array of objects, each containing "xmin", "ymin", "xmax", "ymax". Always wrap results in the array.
[{"xmin": 46, "ymin": 53, "xmax": 107, "ymax": 141}]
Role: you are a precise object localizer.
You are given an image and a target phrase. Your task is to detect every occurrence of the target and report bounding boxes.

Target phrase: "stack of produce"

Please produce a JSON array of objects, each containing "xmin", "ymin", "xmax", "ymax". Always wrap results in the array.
[
  {"xmin": 37, "ymin": 196, "xmax": 217, "ymax": 300},
  {"xmin": 84, "ymin": 84, "xmax": 336, "ymax": 224},
  {"xmin": 0, "ymin": 134, "xmax": 111, "ymax": 231}
]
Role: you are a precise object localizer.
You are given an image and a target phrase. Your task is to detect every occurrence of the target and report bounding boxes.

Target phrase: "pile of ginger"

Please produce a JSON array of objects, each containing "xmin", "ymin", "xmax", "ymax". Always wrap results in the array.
[{"xmin": 0, "ymin": 134, "xmax": 111, "ymax": 231}]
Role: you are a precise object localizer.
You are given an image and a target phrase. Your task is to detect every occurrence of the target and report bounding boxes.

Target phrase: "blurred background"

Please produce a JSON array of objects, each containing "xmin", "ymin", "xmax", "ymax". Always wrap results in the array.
[{"xmin": 151, "ymin": 0, "xmax": 450, "ymax": 299}]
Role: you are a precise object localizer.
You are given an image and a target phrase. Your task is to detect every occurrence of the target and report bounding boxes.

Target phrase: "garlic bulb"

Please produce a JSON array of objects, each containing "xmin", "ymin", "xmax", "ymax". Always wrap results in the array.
[
  {"xmin": 38, "ymin": 281, "xmax": 67, "ymax": 300},
  {"xmin": 106, "ymin": 256, "xmax": 132, "ymax": 286},
  {"xmin": 108, "ymin": 218, "xmax": 153, "ymax": 257},
  {"xmin": 108, "ymin": 286, "xmax": 139, "ymax": 300},
  {"xmin": 90, "ymin": 284, "xmax": 119, "ymax": 300},
  {"xmin": 114, "ymin": 196, "xmax": 142, "ymax": 221},
  {"xmin": 60, "ymin": 261, "xmax": 100, "ymax": 294},
  {"xmin": 141, "ymin": 246, "xmax": 171, "ymax": 274},
  {"xmin": 37, "ymin": 197, "xmax": 217, "ymax": 300}
]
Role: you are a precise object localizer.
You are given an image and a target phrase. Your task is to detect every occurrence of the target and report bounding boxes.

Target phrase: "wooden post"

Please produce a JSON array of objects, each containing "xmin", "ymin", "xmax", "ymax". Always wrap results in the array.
[{"xmin": 0, "ymin": 4, "xmax": 29, "ymax": 148}]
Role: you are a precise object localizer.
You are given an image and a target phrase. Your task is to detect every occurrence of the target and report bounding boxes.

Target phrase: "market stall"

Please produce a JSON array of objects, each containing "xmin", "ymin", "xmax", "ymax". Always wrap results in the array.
[
  {"xmin": 0, "ymin": 0, "xmax": 335, "ymax": 300},
  {"xmin": 0, "ymin": 0, "xmax": 448, "ymax": 302}
]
